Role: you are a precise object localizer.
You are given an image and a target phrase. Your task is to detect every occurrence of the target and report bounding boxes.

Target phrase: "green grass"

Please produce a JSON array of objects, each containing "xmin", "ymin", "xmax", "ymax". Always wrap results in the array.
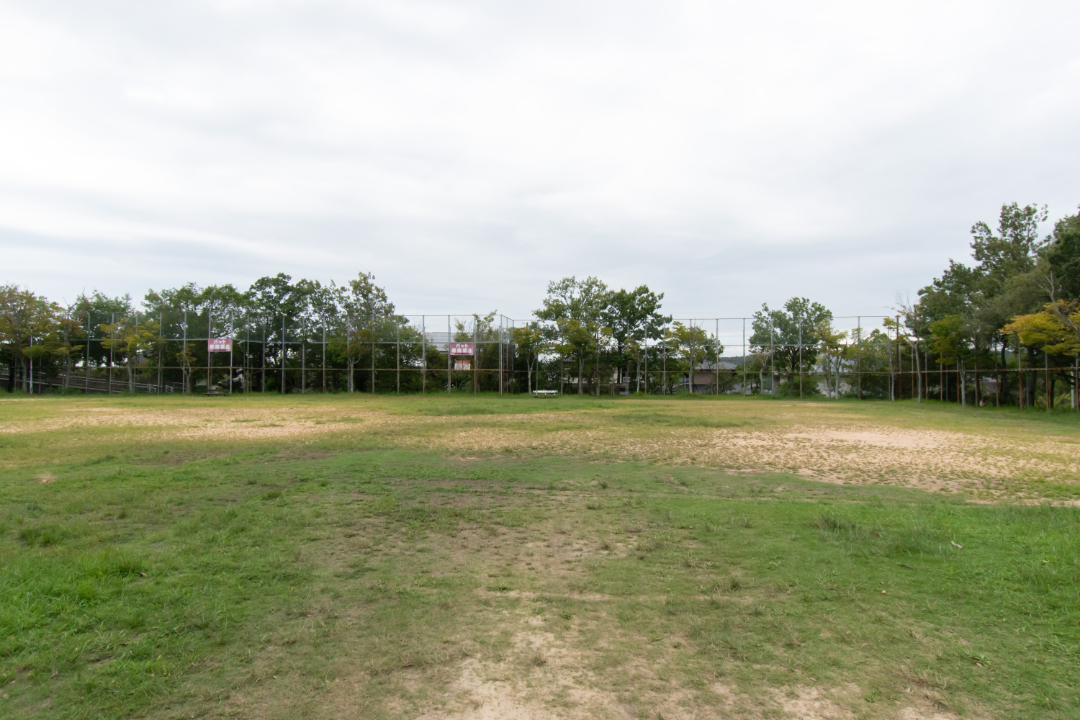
[{"xmin": 1, "ymin": 395, "xmax": 1079, "ymax": 718}]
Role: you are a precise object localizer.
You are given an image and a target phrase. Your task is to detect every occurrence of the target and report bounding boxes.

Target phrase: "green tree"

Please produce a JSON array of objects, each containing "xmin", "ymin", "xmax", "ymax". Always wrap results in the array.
[
  {"xmin": 99, "ymin": 316, "xmax": 162, "ymax": 393},
  {"xmin": 814, "ymin": 319, "xmax": 848, "ymax": 398},
  {"xmin": 332, "ymin": 272, "xmax": 394, "ymax": 392},
  {"xmin": 917, "ymin": 203, "xmax": 1053, "ymax": 406},
  {"xmin": 750, "ymin": 298, "xmax": 831, "ymax": 394},
  {"xmin": 930, "ymin": 315, "xmax": 974, "ymax": 406},
  {"xmin": 1047, "ymin": 208, "xmax": 1080, "ymax": 300},
  {"xmin": 665, "ymin": 322, "xmax": 712, "ymax": 394},
  {"xmin": 512, "ymin": 324, "xmax": 548, "ymax": 394},
  {"xmin": 0, "ymin": 285, "xmax": 68, "ymax": 393},
  {"xmin": 535, "ymin": 277, "xmax": 611, "ymax": 395},
  {"xmin": 601, "ymin": 286, "xmax": 669, "ymax": 392}
]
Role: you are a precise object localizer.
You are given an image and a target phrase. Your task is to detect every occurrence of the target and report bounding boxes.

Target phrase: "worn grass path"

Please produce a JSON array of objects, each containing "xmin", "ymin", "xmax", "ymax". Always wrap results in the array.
[{"xmin": 1, "ymin": 394, "xmax": 1078, "ymax": 719}]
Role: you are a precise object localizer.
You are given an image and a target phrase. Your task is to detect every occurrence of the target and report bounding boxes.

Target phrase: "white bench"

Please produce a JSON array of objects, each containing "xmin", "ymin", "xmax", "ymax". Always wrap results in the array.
[{"xmin": 532, "ymin": 390, "xmax": 558, "ymax": 397}]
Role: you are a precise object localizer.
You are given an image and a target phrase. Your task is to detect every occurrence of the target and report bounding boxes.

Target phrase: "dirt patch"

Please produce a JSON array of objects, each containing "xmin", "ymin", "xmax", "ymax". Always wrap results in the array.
[
  {"xmin": 10, "ymin": 401, "xmax": 1080, "ymax": 500},
  {"xmin": 774, "ymin": 686, "xmax": 855, "ymax": 719}
]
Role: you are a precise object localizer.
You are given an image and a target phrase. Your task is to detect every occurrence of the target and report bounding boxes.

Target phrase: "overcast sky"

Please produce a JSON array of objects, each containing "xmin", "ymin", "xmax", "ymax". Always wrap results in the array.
[{"xmin": 2, "ymin": 0, "xmax": 1079, "ymax": 319}]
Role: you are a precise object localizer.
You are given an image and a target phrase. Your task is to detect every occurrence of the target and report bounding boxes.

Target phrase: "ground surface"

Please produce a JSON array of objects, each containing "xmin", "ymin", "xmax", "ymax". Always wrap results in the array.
[{"xmin": 1, "ymin": 394, "xmax": 1078, "ymax": 719}]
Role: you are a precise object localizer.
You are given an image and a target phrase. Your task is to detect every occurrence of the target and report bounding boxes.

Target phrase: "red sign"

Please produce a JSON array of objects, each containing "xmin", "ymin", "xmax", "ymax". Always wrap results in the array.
[
  {"xmin": 449, "ymin": 342, "xmax": 474, "ymax": 356},
  {"xmin": 208, "ymin": 338, "xmax": 233, "ymax": 353}
]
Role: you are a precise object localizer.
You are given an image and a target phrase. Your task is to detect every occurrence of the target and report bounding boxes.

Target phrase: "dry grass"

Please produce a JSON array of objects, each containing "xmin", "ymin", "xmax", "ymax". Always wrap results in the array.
[
  {"xmin": 2, "ymin": 394, "xmax": 1075, "ymax": 720},
  {"xmin": 4, "ymin": 395, "xmax": 1078, "ymax": 501}
]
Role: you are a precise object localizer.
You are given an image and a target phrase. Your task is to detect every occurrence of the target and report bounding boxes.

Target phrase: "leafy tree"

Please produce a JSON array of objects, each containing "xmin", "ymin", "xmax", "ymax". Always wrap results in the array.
[
  {"xmin": 1003, "ymin": 302, "xmax": 1080, "ymax": 409},
  {"xmin": 1043, "ymin": 209, "xmax": 1080, "ymax": 358},
  {"xmin": 330, "ymin": 272, "xmax": 394, "ymax": 392},
  {"xmin": 750, "ymin": 298, "xmax": 831, "ymax": 393},
  {"xmin": 930, "ymin": 314, "xmax": 975, "ymax": 405},
  {"xmin": 1003, "ymin": 304, "xmax": 1080, "ymax": 356},
  {"xmin": 665, "ymin": 322, "xmax": 712, "ymax": 394},
  {"xmin": 917, "ymin": 203, "xmax": 1055, "ymax": 407},
  {"xmin": 176, "ymin": 343, "xmax": 197, "ymax": 394},
  {"xmin": 1047, "ymin": 208, "xmax": 1080, "ymax": 300},
  {"xmin": 99, "ymin": 316, "xmax": 162, "ymax": 392},
  {"xmin": 535, "ymin": 277, "xmax": 611, "ymax": 395},
  {"xmin": 815, "ymin": 319, "xmax": 848, "ymax": 398},
  {"xmin": 553, "ymin": 319, "xmax": 601, "ymax": 394},
  {"xmin": 970, "ymin": 202, "xmax": 1049, "ymax": 296},
  {"xmin": 0, "ymin": 285, "xmax": 67, "ymax": 392},
  {"xmin": 601, "ymin": 286, "xmax": 669, "ymax": 391},
  {"xmin": 511, "ymin": 324, "xmax": 548, "ymax": 394}
]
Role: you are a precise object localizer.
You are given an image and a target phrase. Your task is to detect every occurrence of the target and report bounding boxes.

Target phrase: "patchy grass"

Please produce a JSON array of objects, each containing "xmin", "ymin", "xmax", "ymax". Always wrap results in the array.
[{"xmin": 0, "ymin": 394, "xmax": 1078, "ymax": 718}]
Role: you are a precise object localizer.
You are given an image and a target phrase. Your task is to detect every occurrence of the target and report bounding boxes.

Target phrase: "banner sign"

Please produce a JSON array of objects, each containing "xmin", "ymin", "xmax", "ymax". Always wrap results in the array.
[
  {"xmin": 449, "ymin": 342, "xmax": 474, "ymax": 356},
  {"xmin": 454, "ymin": 359, "xmax": 471, "ymax": 370},
  {"xmin": 208, "ymin": 338, "xmax": 233, "ymax": 353}
]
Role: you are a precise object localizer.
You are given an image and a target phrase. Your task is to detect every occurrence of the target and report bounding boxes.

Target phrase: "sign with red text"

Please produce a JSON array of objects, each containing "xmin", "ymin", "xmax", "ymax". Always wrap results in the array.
[
  {"xmin": 454, "ymin": 359, "xmax": 471, "ymax": 370},
  {"xmin": 208, "ymin": 338, "xmax": 233, "ymax": 353},
  {"xmin": 449, "ymin": 342, "xmax": 474, "ymax": 356}
]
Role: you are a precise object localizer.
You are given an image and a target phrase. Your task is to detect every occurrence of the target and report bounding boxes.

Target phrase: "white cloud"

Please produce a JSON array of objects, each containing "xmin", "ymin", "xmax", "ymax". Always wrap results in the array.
[{"xmin": 2, "ymin": 0, "xmax": 1079, "ymax": 317}]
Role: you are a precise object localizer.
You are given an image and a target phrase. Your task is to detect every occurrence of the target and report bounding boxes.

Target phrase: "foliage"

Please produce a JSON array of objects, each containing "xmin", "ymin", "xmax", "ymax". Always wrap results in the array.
[
  {"xmin": 1002, "ymin": 303, "xmax": 1080, "ymax": 356},
  {"xmin": 749, "ymin": 298, "xmax": 831, "ymax": 393},
  {"xmin": 1047, "ymin": 208, "xmax": 1080, "ymax": 300},
  {"xmin": 98, "ymin": 317, "xmax": 162, "ymax": 392}
]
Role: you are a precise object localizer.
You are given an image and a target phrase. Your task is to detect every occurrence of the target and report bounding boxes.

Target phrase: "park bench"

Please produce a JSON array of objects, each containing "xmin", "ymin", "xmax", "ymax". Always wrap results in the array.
[{"xmin": 532, "ymin": 390, "xmax": 558, "ymax": 398}]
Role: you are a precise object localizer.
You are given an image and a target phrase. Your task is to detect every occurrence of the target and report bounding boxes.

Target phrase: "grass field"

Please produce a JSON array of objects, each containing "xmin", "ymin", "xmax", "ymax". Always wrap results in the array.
[{"xmin": 1, "ymin": 394, "xmax": 1078, "ymax": 719}]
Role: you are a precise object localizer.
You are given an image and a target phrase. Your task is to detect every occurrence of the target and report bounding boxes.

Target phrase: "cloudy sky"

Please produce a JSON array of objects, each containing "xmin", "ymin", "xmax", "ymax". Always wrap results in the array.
[{"xmin": 2, "ymin": 0, "xmax": 1079, "ymax": 319}]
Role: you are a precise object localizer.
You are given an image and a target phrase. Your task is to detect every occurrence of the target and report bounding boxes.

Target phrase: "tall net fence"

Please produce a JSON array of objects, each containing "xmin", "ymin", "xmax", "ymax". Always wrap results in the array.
[{"xmin": 7, "ymin": 310, "xmax": 1078, "ymax": 408}]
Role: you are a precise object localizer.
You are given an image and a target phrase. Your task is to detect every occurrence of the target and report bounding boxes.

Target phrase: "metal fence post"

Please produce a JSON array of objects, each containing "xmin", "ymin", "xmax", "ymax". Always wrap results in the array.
[
  {"xmin": 84, "ymin": 311, "xmax": 91, "ymax": 393},
  {"xmin": 228, "ymin": 308, "xmax": 234, "ymax": 396},
  {"xmin": 857, "ymin": 317, "xmax": 862, "ymax": 400},
  {"xmin": 108, "ymin": 312, "xmax": 114, "ymax": 395},
  {"xmin": 207, "ymin": 306, "xmax": 213, "ymax": 395},
  {"xmin": 183, "ymin": 310, "xmax": 188, "ymax": 394},
  {"xmin": 769, "ymin": 318, "xmax": 774, "ymax": 395},
  {"xmin": 798, "ymin": 321, "xmax": 803, "ymax": 399},
  {"xmin": 644, "ymin": 328, "xmax": 648, "ymax": 395}
]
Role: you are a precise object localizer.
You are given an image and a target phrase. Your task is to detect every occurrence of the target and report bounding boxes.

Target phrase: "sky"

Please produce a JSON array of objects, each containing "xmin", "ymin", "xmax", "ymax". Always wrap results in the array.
[{"xmin": 2, "ymin": 0, "xmax": 1079, "ymax": 320}]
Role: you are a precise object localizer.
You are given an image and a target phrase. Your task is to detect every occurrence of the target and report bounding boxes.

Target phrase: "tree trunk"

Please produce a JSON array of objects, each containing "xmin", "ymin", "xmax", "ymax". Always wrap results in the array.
[
  {"xmin": 1026, "ymin": 347, "xmax": 1037, "ymax": 408},
  {"xmin": 578, "ymin": 355, "xmax": 583, "ymax": 395},
  {"xmin": 912, "ymin": 343, "xmax": 921, "ymax": 401},
  {"xmin": 960, "ymin": 361, "xmax": 966, "ymax": 407}
]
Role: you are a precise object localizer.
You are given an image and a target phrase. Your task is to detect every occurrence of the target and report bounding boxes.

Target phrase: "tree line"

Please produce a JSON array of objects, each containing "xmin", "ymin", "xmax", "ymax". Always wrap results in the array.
[
  {"xmin": 2, "ymin": 202, "xmax": 1078, "ymax": 402},
  {"xmin": 906, "ymin": 203, "xmax": 1080, "ymax": 409}
]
